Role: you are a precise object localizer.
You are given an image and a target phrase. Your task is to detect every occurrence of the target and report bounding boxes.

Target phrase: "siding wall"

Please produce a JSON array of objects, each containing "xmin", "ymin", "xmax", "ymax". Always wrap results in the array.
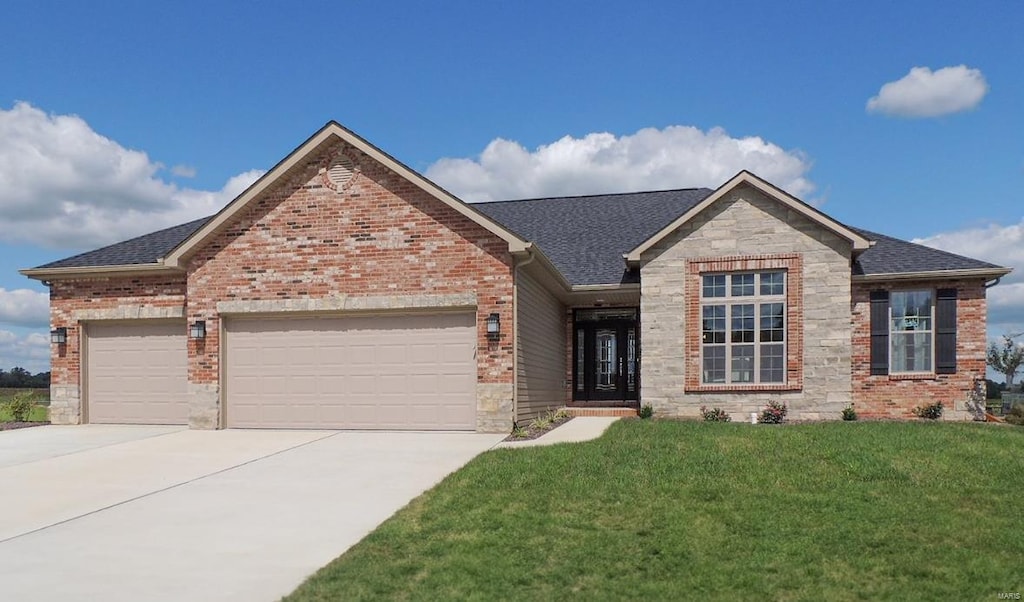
[{"xmin": 516, "ymin": 269, "xmax": 567, "ymax": 424}]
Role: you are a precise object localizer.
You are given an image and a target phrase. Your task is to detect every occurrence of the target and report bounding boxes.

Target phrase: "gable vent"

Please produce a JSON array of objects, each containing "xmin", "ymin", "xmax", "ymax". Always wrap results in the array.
[{"xmin": 327, "ymin": 155, "xmax": 355, "ymax": 188}]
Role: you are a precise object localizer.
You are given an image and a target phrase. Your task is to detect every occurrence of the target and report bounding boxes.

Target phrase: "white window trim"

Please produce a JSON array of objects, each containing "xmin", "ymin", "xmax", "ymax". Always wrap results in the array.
[
  {"xmin": 699, "ymin": 271, "xmax": 787, "ymax": 385},
  {"xmin": 888, "ymin": 288, "xmax": 936, "ymax": 375}
]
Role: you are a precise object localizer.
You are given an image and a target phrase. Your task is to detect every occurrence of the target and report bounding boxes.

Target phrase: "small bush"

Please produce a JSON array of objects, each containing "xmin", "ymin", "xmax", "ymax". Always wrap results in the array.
[
  {"xmin": 759, "ymin": 401, "xmax": 788, "ymax": 424},
  {"xmin": 529, "ymin": 414, "xmax": 552, "ymax": 431},
  {"xmin": 1005, "ymin": 405, "xmax": 1024, "ymax": 426},
  {"xmin": 509, "ymin": 425, "xmax": 530, "ymax": 439},
  {"xmin": 2, "ymin": 392, "xmax": 35, "ymax": 422},
  {"xmin": 912, "ymin": 401, "xmax": 944, "ymax": 420},
  {"xmin": 700, "ymin": 406, "xmax": 732, "ymax": 422},
  {"xmin": 841, "ymin": 404, "xmax": 857, "ymax": 421},
  {"xmin": 639, "ymin": 404, "xmax": 654, "ymax": 419}
]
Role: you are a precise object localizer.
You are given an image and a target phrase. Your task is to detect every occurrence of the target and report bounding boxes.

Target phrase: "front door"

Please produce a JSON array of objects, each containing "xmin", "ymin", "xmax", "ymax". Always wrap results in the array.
[{"xmin": 574, "ymin": 309, "xmax": 639, "ymax": 402}]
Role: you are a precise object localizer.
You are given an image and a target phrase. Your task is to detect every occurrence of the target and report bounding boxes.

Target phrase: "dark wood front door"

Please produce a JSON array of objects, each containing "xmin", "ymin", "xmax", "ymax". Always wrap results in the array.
[{"xmin": 574, "ymin": 313, "xmax": 639, "ymax": 402}]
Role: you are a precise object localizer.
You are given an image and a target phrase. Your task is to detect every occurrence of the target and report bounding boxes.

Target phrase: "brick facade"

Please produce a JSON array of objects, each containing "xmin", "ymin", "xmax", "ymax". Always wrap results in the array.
[
  {"xmin": 47, "ymin": 139, "xmax": 517, "ymax": 432},
  {"xmin": 851, "ymin": 279, "xmax": 987, "ymax": 419},
  {"xmin": 48, "ymin": 276, "xmax": 187, "ymax": 424}
]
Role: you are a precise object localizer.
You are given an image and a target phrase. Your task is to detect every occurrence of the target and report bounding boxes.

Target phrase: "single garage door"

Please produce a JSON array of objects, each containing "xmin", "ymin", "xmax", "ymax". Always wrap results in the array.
[
  {"xmin": 85, "ymin": 321, "xmax": 188, "ymax": 425},
  {"xmin": 225, "ymin": 312, "xmax": 477, "ymax": 430}
]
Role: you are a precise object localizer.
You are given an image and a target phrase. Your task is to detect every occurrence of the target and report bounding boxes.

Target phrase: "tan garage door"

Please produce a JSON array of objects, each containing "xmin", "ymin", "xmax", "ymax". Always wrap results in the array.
[
  {"xmin": 86, "ymin": 321, "xmax": 188, "ymax": 425},
  {"xmin": 225, "ymin": 312, "xmax": 477, "ymax": 430}
]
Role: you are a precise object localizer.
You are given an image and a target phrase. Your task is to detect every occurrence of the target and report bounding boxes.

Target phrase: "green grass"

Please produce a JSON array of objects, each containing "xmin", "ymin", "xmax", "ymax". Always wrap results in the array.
[
  {"xmin": 285, "ymin": 420, "xmax": 1024, "ymax": 601},
  {"xmin": 0, "ymin": 388, "xmax": 50, "ymax": 422}
]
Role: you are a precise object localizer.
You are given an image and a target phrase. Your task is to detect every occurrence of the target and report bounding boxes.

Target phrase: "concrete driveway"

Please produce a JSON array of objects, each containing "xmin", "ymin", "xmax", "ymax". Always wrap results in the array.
[{"xmin": 0, "ymin": 425, "xmax": 504, "ymax": 601}]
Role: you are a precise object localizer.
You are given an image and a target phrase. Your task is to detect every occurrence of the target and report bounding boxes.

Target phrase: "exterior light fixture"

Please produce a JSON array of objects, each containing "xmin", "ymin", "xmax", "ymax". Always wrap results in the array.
[
  {"xmin": 486, "ymin": 313, "xmax": 501, "ymax": 340},
  {"xmin": 190, "ymin": 320, "xmax": 206, "ymax": 340},
  {"xmin": 50, "ymin": 327, "xmax": 68, "ymax": 345}
]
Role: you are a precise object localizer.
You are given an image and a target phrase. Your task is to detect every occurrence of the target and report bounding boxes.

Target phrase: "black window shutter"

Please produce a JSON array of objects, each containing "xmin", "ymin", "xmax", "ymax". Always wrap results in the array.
[
  {"xmin": 870, "ymin": 290, "xmax": 889, "ymax": 375},
  {"xmin": 935, "ymin": 288, "xmax": 958, "ymax": 374}
]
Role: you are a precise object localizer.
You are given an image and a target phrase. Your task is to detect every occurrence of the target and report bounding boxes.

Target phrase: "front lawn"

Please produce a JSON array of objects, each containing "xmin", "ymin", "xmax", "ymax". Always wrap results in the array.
[
  {"xmin": 0, "ymin": 388, "xmax": 50, "ymax": 423},
  {"xmin": 286, "ymin": 420, "xmax": 1024, "ymax": 601}
]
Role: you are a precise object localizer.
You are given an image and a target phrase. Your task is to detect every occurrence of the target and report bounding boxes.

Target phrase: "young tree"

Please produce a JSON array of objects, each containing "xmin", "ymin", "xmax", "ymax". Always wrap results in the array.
[{"xmin": 987, "ymin": 334, "xmax": 1024, "ymax": 391}]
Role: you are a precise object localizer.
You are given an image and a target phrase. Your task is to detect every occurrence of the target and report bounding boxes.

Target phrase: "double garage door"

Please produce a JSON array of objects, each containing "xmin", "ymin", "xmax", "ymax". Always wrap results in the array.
[{"xmin": 84, "ymin": 313, "xmax": 476, "ymax": 430}]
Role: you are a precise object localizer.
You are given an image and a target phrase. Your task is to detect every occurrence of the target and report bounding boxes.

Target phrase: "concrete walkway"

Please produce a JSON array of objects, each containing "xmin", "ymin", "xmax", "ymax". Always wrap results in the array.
[
  {"xmin": 0, "ymin": 425, "xmax": 503, "ymax": 602},
  {"xmin": 494, "ymin": 416, "xmax": 620, "ymax": 449}
]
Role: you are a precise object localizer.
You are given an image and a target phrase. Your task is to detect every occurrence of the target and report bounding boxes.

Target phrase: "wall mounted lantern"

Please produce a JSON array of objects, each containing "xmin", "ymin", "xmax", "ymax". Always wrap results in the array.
[
  {"xmin": 486, "ymin": 313, "xmax": 501, "ymax": 340},
  {"xmin": 190, "ymin": 320, "xmax": 207, "ymax": 340},
  {"xmin": 50, "ymin": 327, "xmax": 68, "ymax": 345}
]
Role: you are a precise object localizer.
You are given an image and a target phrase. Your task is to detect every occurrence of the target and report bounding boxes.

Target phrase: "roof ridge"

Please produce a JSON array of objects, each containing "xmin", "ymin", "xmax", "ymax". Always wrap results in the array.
[{"xmin": 476, "ymin": 187, "xmax": 713, "ymax": 205}]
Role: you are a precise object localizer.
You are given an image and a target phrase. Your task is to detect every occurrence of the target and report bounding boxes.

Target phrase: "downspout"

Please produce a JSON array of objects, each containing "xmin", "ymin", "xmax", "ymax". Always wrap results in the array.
[
  {"xmin": 511, "ymin": 246, "xmax": 538, "ymax": 428},
  {"xmin": 985, "ymin": 277, "xmax": 1002, "ymax": 289}
]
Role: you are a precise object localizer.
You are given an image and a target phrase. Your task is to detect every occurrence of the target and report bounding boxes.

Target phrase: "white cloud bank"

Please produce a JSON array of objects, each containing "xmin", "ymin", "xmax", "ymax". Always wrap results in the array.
[
  {"xmin": 0, "ymin": 102, "xmax": 264, "ymax": 250},
  {"xmin": 0, "ymin": 288, "xmax": 49, "ymax": 328},
  {"xmin": 915, "ymin": 220, "xmax": 1024, "ymax": 338},
  {"xmin": 0, "ymin": 330, "xmax": 49, "ymax": 374},
  {"xmin": 867, "ymin": 65, "xmax": 988, "ymax": 118},
  {"xmin": 426, "ymin": 126, "xmax": 815, "ymax": 203}
]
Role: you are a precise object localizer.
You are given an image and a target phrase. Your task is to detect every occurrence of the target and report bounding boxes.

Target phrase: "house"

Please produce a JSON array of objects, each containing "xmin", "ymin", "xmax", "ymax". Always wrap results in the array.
[{"xmin": 21, "ymin": 122, "xmax": 1012, "ymax": 431}]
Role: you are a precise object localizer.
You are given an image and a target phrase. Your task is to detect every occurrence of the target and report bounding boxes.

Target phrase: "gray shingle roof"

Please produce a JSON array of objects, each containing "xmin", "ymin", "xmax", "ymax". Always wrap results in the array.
[
  {"xmin": 851, "ymin": 228, "xmax": 1005, "ymax": 276},
  {"xmin": 475, "ymin": 189, "xmax": 712, "ymax": 285},
  {"xmin": 31, "ymin": 192, "xmax": 1007, "ymax": 284},
  {"xmin": 35, "ymin": 217, "xmax": 212, "ymax": 269}
]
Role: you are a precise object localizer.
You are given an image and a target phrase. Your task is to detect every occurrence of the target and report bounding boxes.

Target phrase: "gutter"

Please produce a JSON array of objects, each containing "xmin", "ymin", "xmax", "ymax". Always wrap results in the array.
[
  {"xmin": 852, "ymin": 267, "xmax": 1012, "ymax": 283},
  {"xmin": 511, "ymin": 246, "xmax": 539, "ymax": 428},
  {"xmin": 20, "ymin": 262, "xmax": 181, "ymax": 282}
]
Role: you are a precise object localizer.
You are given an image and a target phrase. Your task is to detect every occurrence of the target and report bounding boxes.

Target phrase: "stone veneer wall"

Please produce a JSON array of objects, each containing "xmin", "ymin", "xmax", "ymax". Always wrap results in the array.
[
  {"xmin": 639, "ymin": 185, "xmax": 853, "ymax": 421},
  {"xmin": 48, "ymin": 276, "xmax": 187, "ymax": 424},
  {"xmin": 850, "ymin": 279, "xmax": 987, "ymax": 419},
  {"xmin": 184, "ymin": 138, "xmax": 515, "ymax": 432}
]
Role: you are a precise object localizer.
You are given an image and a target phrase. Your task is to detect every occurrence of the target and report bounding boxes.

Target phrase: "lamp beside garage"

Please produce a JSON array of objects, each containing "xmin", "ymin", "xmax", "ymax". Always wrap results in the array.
[
  {"xmin": 486, "ymin": 313, "xmax": 501, "ymax": 340},
  {"xmin": 189, "ymin": 320, "xmax": 206, "ymax": 340},
  {"xmin": 50, "ymin": 327, "xmax": 67, "ymax": 345}
]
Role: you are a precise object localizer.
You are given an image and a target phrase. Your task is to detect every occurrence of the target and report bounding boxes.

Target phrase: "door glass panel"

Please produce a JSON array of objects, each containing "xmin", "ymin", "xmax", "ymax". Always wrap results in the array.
[
  {"xmin": 627, "ymin": 327, "xmax": 636, "ymax": 392},
  {"xmin": 595, "ymin": 328, "xmax": 617, "ymax": 391},
  {"xmin": 576, "ymin": 329, "xmax": 585, "ymax": 392}
]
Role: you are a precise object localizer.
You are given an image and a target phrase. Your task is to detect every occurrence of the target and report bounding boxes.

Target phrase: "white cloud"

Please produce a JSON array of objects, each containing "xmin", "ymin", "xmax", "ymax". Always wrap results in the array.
[
  {"xmin": 426, "ymin": 125, "xmax": 815, "ymax": 203},
  {"xmin": 0, "ymin": 102, "xmax": 264, "ymax": 250},
  {"xmin": 866, "ymin": 65, "xmax": 988, "ymax": 118},
  {"xmin": 171, "ymin": 164, "xmax": 197, "ymax": 178},
  {"xmin": 0, "ymin": 288, "xmax": 49, "ymax": 328},
  {"xmin": 914, "ymin": 220, "xmax": 1024, "ymax": 337},
  {"xmin": 0, "ymin": 330, "xmax": 49, "ymax": 374}
]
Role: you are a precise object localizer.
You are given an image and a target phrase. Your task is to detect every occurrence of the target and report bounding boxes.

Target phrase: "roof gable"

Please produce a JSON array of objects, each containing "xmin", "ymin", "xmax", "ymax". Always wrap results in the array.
[
  {"xmin": 625, "ymin": 171, "xmax": 872, "ymax": 262},
  {"xmin": 163, "ymin": 122, "xmax": 529, "ymax": 268}
]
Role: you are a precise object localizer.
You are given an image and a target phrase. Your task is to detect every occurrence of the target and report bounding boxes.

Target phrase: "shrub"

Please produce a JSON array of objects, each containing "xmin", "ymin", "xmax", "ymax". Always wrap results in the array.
[
  {"xmin": 700, "ymin": 406, "xmax": 731, "ymax": 422},
  {"xmin": 509, "ymin": 425, "xmax": 529, "ymax": 439},
  {"xmin": 2, "ymin": 392, "xmax": 35, "ymax": 422},
  {"xmin": 841, "ymin": 404, "xmax": 857, "ymax": 421},
  {"xmin": 1005, "ymin": 405, "xmax": 1024, "ymax": 426},
  {"xmin": 759, "ymin": 401, "xmax": 788, "ymax": 424},
  {"xmin": 529, "ymin": 414, "xmax": 552, "ymax": 431},
  {"xmin": 912, "ymin": 401, "xmax": 944, "ymax": 420},
  {"xmin": 639, "ymin": 404, "xmax": 654, "ymax": 419}
]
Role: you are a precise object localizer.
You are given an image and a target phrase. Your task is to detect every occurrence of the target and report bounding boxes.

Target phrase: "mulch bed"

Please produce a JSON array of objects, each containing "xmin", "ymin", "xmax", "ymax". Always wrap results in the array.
[
  {"xmin": 0, "ymin": 421, "xmax": 51, "ymax": 431},
  {"xmin": 502, "ymin": 414, "xmax": 574, "ymax": 442}
]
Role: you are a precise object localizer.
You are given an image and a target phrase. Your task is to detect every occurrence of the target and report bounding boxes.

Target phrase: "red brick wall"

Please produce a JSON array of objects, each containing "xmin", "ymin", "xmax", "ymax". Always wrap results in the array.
[
  {"xmin": 851, "ymin": 279, "xmax": 987, "ymax": 418},
  {"xmin": 49, "ymin": 276, "xmax": 187, "ymax": 389},
  {"xmin": 185, "ymin": 139, "xmax": 515, "ymax": 388}
]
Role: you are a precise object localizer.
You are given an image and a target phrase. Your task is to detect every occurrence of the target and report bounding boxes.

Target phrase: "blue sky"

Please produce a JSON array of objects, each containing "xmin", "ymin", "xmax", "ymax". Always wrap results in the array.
[{"xmin": 1, "ymin": 0, "xmax": 1023, "ymax": 372}]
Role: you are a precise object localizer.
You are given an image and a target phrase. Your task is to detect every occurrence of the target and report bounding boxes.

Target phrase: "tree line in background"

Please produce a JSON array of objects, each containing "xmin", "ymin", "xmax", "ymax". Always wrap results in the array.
[{"xmin": 0, "ymin": 367, "xmax": 51, "ymax": 388}]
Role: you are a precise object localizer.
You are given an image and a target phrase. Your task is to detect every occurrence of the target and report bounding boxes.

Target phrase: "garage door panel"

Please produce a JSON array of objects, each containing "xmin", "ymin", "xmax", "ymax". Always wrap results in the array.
[
  {"xmin": 226, "ymin": 312, "xmax": 476, "ymax": 430},
  {"xmin": 86, "ymin": 321, "xmax": 188, "ymax": 425}
]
